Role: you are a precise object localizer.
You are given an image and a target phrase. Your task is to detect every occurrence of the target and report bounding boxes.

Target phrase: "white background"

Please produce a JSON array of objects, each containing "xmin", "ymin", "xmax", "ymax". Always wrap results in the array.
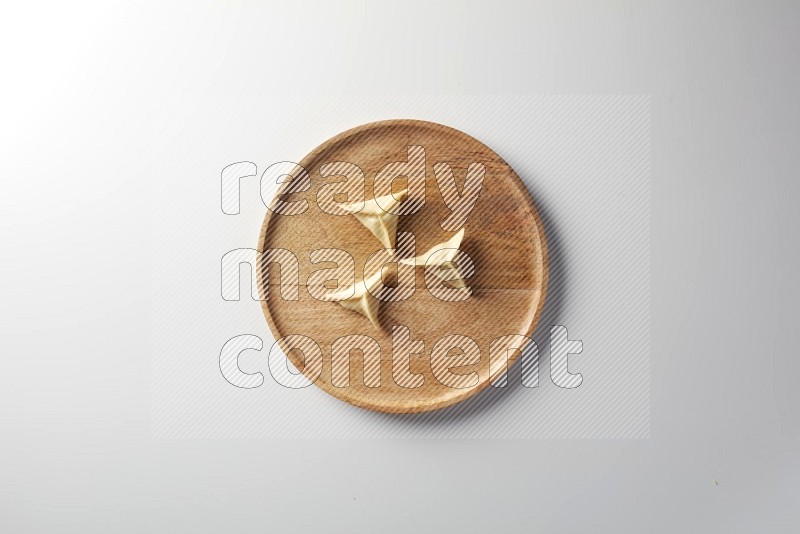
[{"xmin": 1, "ymin": 1, "xmax": 799, "ymax": 532}]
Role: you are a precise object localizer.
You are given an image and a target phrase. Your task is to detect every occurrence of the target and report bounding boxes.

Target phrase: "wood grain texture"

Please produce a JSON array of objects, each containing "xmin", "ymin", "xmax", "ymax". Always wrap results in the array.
[{"xmin": 258, "ymin": 120, "xmax": 547, "ymax": 413}]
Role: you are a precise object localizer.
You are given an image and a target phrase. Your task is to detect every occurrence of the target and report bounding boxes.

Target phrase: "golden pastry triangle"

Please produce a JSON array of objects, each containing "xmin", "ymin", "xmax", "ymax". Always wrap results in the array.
[
  {"xmin": 329, "ymin": 194, "xmax": 468, "ymax": 329},
  {"xmin": 400, "ymin": 228, "xmax": 468, "ymax": 289},
  {"xmin": 340, "ymin": 189, "xmax": 409, "ymax": 249},
  {"xmin": 323, "ymin": 270, "xmax": 383, "ymax": 329}
]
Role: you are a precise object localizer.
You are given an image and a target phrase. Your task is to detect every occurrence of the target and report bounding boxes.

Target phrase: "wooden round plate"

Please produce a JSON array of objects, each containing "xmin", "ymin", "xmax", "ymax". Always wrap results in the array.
[{"xmin": 258, "ymin": 119, "xmax": 547, "ymax": 413}]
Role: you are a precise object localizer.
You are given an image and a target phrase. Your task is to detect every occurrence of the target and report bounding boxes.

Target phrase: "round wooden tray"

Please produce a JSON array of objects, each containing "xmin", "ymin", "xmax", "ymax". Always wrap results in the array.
[{"xmin": 258, "ymin": 120, "xmax": 547, "ymax": 413}]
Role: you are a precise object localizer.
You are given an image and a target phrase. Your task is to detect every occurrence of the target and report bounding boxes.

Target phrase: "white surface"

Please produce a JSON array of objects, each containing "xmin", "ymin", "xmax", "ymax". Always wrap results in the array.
[{"xmin": 1, "ymin": 1, "xmax": 799, "ymax": 532}]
